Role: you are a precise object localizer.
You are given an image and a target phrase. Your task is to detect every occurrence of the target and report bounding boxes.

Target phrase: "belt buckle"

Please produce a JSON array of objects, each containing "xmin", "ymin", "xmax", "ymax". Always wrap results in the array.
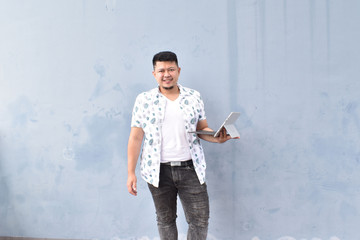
[{"xmin": 170, "ymin": 161, "xmax": 182, "ymax": 167}]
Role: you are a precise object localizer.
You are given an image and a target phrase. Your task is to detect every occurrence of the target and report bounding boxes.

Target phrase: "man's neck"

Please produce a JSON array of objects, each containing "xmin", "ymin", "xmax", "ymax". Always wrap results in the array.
[{"xmin": 160, "ymin": 86, "xmax": 180, "ymax": 101}]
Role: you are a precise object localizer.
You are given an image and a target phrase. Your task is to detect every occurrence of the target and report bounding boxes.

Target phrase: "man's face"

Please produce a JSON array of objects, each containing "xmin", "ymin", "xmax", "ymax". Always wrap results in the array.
[{"xmin": 152, "ymin": 61, "xmax": 181, "ymax": 91}]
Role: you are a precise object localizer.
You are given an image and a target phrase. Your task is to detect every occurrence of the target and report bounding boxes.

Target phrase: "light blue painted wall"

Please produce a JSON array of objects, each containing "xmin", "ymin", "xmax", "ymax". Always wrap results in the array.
[{"xmin": 1, "ymin": 1, "xmax": 360, "ymax": 239}]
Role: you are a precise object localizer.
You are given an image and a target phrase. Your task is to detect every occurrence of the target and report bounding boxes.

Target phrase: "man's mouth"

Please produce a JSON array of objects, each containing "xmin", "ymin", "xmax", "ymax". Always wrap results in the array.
[{"xmin": 163, "ymin": 79, "xmax": 172, "ymax": 83}]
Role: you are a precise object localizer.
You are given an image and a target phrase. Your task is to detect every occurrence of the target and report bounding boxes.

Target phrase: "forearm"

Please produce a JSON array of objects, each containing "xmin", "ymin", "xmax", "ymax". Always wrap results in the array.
[
  {"xmin": 198, "ymin": 127, "xmax": 220, "ymax": 143},
  {"xmin": 196, "ymin": 120, "xmax": 219, "ymax": 143},
  {"xmin": 127, "ymin": 138, "xmax": 142, "ymax": 174},
  {"xmin": 198, "ymin": 135, "xmax": 219, "ymax": 143},
  {"xmin": 127, "ymin": 127, "xmax": 144, "ymax": 174},
  {"xmin": 196, "ymin": 120, "xmax": 233, "ymax": 143},
  {"xmin": 127, "ymin": 129, "xmax": 143, "ymax": 196}
]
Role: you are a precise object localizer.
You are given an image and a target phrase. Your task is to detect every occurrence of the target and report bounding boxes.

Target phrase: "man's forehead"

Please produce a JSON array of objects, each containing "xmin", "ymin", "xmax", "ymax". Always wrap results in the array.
[{"xmin": 154, "ymin": 61, "xmax": 178, "ymax": 68}]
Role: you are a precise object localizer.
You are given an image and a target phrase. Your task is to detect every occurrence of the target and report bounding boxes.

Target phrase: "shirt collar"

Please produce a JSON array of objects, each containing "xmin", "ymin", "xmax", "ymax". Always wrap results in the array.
[{"xmin": 154, "ymin": 84, "xmax": 191, "ymax": 98}]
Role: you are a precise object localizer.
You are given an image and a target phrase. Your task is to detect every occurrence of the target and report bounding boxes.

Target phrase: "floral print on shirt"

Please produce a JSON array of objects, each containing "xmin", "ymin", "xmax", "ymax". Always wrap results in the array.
[{"xmin": 131, "ymin": 84, "xmax": 207, "ymax": 187}]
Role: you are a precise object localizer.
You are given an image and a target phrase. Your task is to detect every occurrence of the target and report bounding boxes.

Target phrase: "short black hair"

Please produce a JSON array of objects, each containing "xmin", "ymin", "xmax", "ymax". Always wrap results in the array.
[{"xmin": 152, "ymin": 51, "xmax": 178, "ymax": 68}]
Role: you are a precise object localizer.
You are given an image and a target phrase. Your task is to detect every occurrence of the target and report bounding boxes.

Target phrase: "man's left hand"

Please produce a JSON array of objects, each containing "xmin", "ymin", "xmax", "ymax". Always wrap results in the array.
[{"xmin": 217, "ymin": 128, "xmax": 240, "ymax": 143}]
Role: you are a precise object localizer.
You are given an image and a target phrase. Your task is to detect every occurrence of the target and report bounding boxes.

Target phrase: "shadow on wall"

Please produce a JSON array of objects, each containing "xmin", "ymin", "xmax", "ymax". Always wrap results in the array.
[{"xmin": 0, "ymin": 139, "xmax": 25, "ymax": 236}]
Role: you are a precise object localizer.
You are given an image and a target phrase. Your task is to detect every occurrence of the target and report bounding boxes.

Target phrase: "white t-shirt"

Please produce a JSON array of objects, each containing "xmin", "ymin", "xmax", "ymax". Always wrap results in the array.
[{"xmin": 161, "ymin": 97, "xmax": 192, "ymax": 163}]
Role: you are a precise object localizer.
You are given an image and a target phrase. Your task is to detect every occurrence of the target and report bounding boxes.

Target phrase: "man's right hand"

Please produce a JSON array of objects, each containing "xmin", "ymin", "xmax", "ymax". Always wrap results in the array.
[{"xmin": 127, "ymin": 173, "xmax": 138, "ymax": 196}]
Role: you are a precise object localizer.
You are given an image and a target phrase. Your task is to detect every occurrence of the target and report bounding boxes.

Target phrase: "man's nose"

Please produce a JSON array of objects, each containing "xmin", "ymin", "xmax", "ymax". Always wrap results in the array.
[{"xmin": 164, "ymin": 70, "xmax": 171, "ymax": 76}]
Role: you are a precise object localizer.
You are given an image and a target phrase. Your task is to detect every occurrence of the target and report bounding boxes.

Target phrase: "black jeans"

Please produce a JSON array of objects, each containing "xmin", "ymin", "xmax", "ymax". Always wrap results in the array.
[{"xmin": 148, "ymin": 161, "xmax": 209, "ymax": 240}]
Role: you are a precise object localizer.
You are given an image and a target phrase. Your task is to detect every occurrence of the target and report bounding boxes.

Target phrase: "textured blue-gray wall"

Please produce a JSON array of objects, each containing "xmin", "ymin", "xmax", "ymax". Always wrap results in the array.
[{"xmin": 1, "ymin": 1, "xmax": 360, "ymax": 240}]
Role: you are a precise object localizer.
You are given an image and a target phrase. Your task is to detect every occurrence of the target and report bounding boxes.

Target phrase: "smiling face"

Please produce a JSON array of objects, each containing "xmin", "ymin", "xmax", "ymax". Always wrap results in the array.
[{"xmin": 152, "ymin": 61, "xmax": 181, "ymax": 93}]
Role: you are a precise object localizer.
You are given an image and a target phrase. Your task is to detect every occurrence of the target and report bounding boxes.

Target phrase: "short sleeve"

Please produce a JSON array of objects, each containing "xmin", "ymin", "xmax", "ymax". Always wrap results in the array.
[
  {"xmin": 131, "ymin": 95, "xmax": 143, "ymax": 128},
  {"xmin": 198, "ymin": 93, "xmax": 206, "ymax": 121}
]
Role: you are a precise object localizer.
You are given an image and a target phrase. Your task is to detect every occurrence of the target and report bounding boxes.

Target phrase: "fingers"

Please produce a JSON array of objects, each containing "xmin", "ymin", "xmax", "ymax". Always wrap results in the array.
[
  {"xmin": 127, "ymin": 176, "xmax": 138, "ymax": 196},
  {"xmin": 222, "ymin": 128, "xmax": 228, "ymax": 138},
  {"xmin": 219, "ymin": 128, "xmax": 225, "ymax": 138},
  {"xmin": 128, "ymin": 184, "xmax": 137, "ymax": 196},
  {"xmin": 217, "ymin": 128, "xmax": 239, "ymax": 143},
  {"xmin": 131, "ymin": 183, "xmax": 137, "ymax": 196},
  {"xmin": 217, "ymin": 128, "xmax": 227, "ymax": 143}
]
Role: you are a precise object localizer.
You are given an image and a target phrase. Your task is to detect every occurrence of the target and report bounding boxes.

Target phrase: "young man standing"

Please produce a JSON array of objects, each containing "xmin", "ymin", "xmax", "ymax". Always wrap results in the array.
[{"xmin": 127, "ymin": 51, "xmax": 238, "ymax": 239}]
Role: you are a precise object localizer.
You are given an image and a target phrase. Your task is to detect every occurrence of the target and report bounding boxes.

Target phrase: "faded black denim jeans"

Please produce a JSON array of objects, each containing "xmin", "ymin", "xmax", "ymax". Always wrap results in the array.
[{"xmin": 148, "ymin": 161, "xmax": 209, "ymax": 240}]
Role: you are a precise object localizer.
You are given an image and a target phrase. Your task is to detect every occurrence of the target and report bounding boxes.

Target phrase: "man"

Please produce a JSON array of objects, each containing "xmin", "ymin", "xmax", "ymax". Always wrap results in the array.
[{"xmin": 127, "ymin": 51, "xmax": 238, "ymax": 239}]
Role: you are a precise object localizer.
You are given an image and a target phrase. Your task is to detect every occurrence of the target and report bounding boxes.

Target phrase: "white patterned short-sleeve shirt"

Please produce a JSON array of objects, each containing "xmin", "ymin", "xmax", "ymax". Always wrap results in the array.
[{"xmin": 131, "ymin": 84, "xmax": 207, "ymax": 187}]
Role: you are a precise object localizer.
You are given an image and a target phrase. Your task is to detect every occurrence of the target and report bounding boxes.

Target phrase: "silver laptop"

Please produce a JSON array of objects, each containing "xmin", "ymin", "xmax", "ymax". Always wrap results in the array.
[{"xmin": 189, "ymin": 112, "xmax": 240, "ymax": 138}]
